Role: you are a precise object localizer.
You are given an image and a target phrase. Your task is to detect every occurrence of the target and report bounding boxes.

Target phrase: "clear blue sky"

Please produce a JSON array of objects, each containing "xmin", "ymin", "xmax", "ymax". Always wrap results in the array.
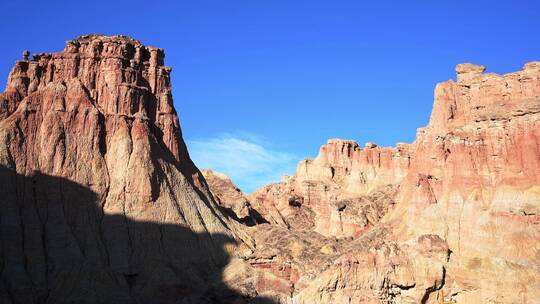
[{"xmin": 1, "ymin": 1, "xmax": 539, "ymax": 192}]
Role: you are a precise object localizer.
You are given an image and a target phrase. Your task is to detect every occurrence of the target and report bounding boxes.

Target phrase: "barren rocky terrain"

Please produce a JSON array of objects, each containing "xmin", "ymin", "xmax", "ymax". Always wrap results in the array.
[{"xmin": 0, "ymin": 35, "xmax": 538, "ymax": 303}]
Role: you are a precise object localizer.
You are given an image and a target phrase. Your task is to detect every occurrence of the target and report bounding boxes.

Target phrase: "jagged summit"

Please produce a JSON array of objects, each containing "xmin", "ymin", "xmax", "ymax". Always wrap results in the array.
[
  {"xmin": 72, "ymin": 34, "xmax": 144, "ymax": 45},
  {"xmin": 2, "ymin": 34, "xmax": 190, "ymax": 164},
  {"xmin": 26, "ymin": 34, "xmax": 156, "ymax": 61}
]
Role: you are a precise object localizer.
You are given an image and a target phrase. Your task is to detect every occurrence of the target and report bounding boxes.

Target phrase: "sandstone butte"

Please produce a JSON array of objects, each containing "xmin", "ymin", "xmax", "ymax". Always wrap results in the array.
[{"xmin": 0, "ymin": 35, "xmax": 539, "ymax": 304}]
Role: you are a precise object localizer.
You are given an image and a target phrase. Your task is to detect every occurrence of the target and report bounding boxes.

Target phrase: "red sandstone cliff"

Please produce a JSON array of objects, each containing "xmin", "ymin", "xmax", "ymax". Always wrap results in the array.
[
  {"xmin": 389, "ymin": 62, "xmax": 540, "ymax": 303},
  {"xmin": 0, "ymin": 35, "xmax": 261, "ymax": 304},
  {"xmin": 249, "ymin": 139, "xmax": 411, "ymax": 237},
  {"xmin": 245, "ymin": 62, "xmax": 540, "ymax": 303}
]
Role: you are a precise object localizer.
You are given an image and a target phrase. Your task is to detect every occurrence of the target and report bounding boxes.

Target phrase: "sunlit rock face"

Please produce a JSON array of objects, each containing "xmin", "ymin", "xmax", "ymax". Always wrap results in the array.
[
  {"xmin": 0, "ymin": 35, "xmax": 259, "ymax": 304},
  {"xmin": 391, "ymin": 62, "xmax": 540, "ymax": 303},
  {"xmin": 201, "ymin": 168, "xmax": 268, "ymax": 226},
  {"xmin": 246, "ymin": 62, "xmax": 540, "ymax": 303},
  {"xmin": 202, "ymin": 169, "xmax": 251, "ymax": 218},
  {"xmin": 249, "ymin": 138, "xmax": 412, "ymax": 238}
]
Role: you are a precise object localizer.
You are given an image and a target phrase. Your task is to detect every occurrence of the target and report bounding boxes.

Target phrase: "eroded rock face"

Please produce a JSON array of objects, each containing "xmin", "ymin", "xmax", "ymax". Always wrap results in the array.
[
  {"xmin": 234, "ymin": 137, "xmax": 446, "ymax": 303},
  {"xmin": 249, "ymin": 139, "xmax": 412, "ymax": 238},
  {"xmin": 202, "ymin": 168, "xmax": 267, "ymax": 225},
  {"xmin": 0, "ymin": 35, "xmax": 261, "ymax": 304},
  {"xmin": 392, "ymin": 62, "xmax": 540, "ymax": 303},
  {"xmin": 199, "ymin": 151, "xmax": 443, "ymax": 303},
  {"xmin": 293, "ymin": 233, "xmax": 450, "ymax": 304},
  {"xmin": 244, "ymin": 62, "xmax": 540, "ymax": 303}
]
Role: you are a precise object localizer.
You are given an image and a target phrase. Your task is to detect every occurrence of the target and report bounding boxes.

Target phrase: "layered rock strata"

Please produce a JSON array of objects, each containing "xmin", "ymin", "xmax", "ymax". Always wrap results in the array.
[
  {"xmin": 249, "ymin": 139, "xmax": 412, "ymax": 238},
  {"xmin": 0, "ymin": 35, "xmax": 258, "ymax": 304},
  {"xmin": 203, "ymin": 154, "xmax": 446, "ymax": 303},
  {"xmin": 391, "ymin": 62, "xmax": 540, "ymax": 303},
  {"xmin": 202, "ymin": 169, "xmax": 267, "ymax": 225},
  {"xmin": 247, "ymin": 62, "xmax": 540, "ymax": 303}
]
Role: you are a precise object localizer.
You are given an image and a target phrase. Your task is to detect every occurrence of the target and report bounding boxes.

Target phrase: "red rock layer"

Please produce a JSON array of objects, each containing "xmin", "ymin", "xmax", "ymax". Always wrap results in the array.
[
  {"xmin": 391, "ymin": 62, "xmax": 540, "ymax": 303},
  {"xmin": 1, "ymin": 35, "xmax": 197, "ymax": 172},
  {"xmin": 250, "ymin": 139, "xmax": 412, "ymax": 237},
  {"xmin": 0, "ymin": 35, "xmax": 255, "ymax": 303},
  {"xmin": 248, "ymin": 61, "xmax": 540, "ymax": 303}
]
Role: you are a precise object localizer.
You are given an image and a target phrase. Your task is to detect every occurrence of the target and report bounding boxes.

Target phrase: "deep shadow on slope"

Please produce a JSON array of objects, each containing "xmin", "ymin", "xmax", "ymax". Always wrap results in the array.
[{"xmin": 0, "ymin": 165, "xmax": 275, "ymax": 304}]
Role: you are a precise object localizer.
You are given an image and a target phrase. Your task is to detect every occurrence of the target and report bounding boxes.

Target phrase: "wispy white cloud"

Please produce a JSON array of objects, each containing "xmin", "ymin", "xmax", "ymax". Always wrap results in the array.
[{"xmin": 187, "ymin": 133, "xmax": 297, "ymax": 193}]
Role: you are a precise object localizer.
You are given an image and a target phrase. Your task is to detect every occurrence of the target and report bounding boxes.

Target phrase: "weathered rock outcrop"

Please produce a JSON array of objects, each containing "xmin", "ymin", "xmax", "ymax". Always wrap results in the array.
[
  {"xmin": 293, "ymin": 233, "xmax": 450, "ymax": 304},
  {"xmin": 202, "ymin": 169, "xmax": 251, "ymax": 218},
  {"xmin": 200, "ymin": 159, "xmax": 444, "ymax": 303},
  {"xmin": 202, "ymin": 169, "xmax": 267, "ymax": 225},
  {"xmin": 243, "ymin": 138, "xmax": 446, "ymax": 303},
  {"xmin": 200, "ymin": 137, "xmax": 444, "ymax": 303},
  {"xmin": 0, "ymin": 35, "xmax": 264, "ymax": 304},
  {"xmin": 246, "ymin": 62, "xmax": 540, "ymax": 303},
  {"xmin": 249, "ymin": 139, "xmax": 412, "ymax": 238},
  {"xmin": 391, "ymin": 62, "xmax": 540, "ymax": 303}
]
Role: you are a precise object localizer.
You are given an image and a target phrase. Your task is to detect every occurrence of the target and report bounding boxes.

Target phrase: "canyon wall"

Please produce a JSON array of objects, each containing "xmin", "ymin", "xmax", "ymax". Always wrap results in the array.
[
  {"xmin": 249, "ymin": 139, "xmax": 412, "ymax": 237},
  {"xmin": 391, "ymin": 62, "xmax": 540, "ymax": 303},
  {"xmin": 247, "ymin": 62, "xmax": 540, "ymax": 303},
  {"xmin": 1, "ymin": 34, "xmax": 538, "ymax": 304},
  {"xmin": 0, "ymin": 35, "xmax": 261, "ymax": 304}
]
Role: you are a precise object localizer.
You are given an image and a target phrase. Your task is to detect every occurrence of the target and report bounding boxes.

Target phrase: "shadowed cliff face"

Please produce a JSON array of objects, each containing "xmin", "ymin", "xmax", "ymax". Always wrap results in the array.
[{"xmin": 0, "ymin": 165, "xmax": 274, "ymax": 304}]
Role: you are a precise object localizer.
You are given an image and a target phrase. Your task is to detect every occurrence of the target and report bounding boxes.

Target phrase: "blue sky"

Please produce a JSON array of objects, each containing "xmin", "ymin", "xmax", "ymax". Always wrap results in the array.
[{"xmin": 1, "ymin": 1, "xmax": 539, "ymax": 192}]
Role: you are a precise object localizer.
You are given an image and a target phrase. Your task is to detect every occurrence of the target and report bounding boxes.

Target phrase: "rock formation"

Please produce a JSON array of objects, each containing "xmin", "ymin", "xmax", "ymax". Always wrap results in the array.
[
  {"xmin": 243, "ymin": 139, "xmax": 448, "ymax": 303},
  {"xmin": 202, "ymin": 169, "xmax": 267, "ymax": 225},
  {"xmin": 1, "ymin": 34, "xmax": 539, "ymax": 304},
  {"xmin": 0, "ymin": 35, "xmax": 265, "ymax": 304},
  {"xmin": 249, "ymin": 139, "xmax": 411, "ymax": 237},
  {"xmin": 245, "ymin": 62, "xmax": 540, "ymax": 303},
  {"xmin": 203, "ymin": 146, "xmax": 448, "ymax": 302},
  {"xmin": 391, "ymin": 62, "xmax": 540, "ymax": 303}
]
